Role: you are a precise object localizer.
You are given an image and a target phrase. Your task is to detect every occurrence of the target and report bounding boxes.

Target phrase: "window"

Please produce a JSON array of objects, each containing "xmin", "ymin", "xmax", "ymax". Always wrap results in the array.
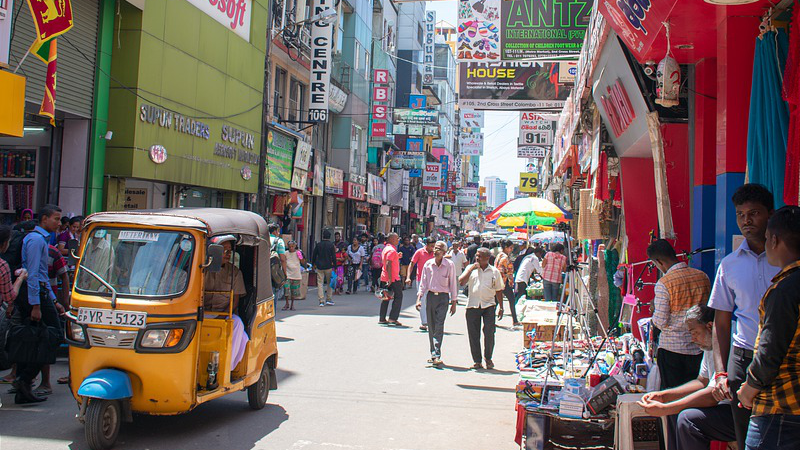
[
  {"xmin": 417, "ymin": 24, "xmax": 424, "ymax": 47},
  {"xmin": 288, "ymin": 79, "xmax": 306, "ymax": 127},
  {"xmin": 274, "ymin": 67, "xmax": 288, "ymax": 121}
]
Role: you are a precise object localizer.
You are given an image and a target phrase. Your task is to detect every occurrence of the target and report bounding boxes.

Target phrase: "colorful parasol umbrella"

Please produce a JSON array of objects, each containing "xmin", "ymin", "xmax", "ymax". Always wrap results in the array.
[
  {"xmin": 486, "ymin": 197, "xmax": 572, "ymax": 227},
  {"xmin": 529, "ymin": 230, "xmax": 573, "ymax": 244}
]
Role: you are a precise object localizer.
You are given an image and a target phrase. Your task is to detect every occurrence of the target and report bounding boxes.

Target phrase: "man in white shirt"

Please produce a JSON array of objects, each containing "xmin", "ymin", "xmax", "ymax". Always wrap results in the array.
[
  {"xmin": 514, "ymin": 250, "xmax": 543, "ymax": 301},
  {"xmin": 638, "ymin": 305, "xmax": 735, "ymax": 450},
  {"xmin": 458, "ymin": 248, "xmax": 504, "ymax": 370},
  {"xmin": 708, "ymin": 184, "xmax": 779, "ymax": 450},
  {"xmin": 446, "ymin": 240, "xmax": 467, "ymax": 276}
]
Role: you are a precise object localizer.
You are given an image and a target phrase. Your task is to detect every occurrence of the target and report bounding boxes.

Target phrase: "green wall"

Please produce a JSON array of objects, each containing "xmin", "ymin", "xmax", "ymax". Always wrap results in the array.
[{"xmin": 106, "ymin": 0, "xmax": 268, "ymax": 194}]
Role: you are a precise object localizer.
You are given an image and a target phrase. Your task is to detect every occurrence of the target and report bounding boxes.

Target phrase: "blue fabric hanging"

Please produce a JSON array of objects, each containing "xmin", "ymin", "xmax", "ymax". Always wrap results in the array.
[{"xmin": 746, "ymin": 29, "xmax": 790, "ymax": 207}]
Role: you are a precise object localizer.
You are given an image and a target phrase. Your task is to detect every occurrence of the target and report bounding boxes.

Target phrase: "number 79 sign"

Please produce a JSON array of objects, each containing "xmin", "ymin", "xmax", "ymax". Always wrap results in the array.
[{"xmin": 519, "ymin": 173, "xmax": 539, "ymax": 193}]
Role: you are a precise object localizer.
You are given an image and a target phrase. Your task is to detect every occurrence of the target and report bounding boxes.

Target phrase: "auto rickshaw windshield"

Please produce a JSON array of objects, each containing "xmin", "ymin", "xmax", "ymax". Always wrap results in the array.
[{"xmin": 75, "ymin": 228, "xmax": 195, "ymax": 298}]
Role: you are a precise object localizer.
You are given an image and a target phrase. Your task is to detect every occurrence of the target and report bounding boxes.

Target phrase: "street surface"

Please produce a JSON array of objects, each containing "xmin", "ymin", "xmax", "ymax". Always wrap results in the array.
[{"xmin": 1, "ymin": 286, "xmax": 520, "ymax": 450}]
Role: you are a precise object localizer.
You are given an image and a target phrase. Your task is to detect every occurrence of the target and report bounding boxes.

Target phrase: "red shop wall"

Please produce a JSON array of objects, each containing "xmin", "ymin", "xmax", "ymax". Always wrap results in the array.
[{"xmin": 620, "ymin": 123, "xmax": 690, "ymax": 333}]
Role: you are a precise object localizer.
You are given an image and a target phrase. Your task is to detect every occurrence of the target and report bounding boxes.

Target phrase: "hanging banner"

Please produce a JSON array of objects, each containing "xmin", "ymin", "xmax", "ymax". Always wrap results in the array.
[
  {"xmin": 294, "ymin": 140, "xmax": 312, "ymax": 170},
  {"xmin": 459, "ymin": 132, "xmax": 484, "ymax": 156},
  {"xmin": 387, "ymin": 169, "xmax": 404, "ymax": 207},
  {"xmin": 291, "ymin": 168, "xmax": 308, "ymax": 191},
  {"xmin": 460, "ymin": 109, "xmax": 485, "ymax": 129},
  {"xmin": 501, "ymin": 0, "xmax": 591, "ymax": 60},
  {"xmin": 324, "ymin": 165, "xmax": 344, "ymax": 195},
  {"xmin": 267, "ymin": 130, "xmax": 297, "ymax": 190},
  {"xmin": 423, "ymin": 10, "xmax": 436, "ymax": 85},
  {"xmin": 518, "ymin": 112, "xmax": 553, "ymax": 146},
  {"xmin": 308, "ymin": 0, "xmax": 335, "ymax": 122},
  {"xmin": 519, "ymin": 172, "xmax": 539, "ymax": 193},
  {"xmin": 312, "ymin": 153, "xmax": 324, "ymax": 196},
  {"xmin": 598, "ymin": 0, "xmax": 678, "ymax": 63},
  {"xmin": 422, "ymin": 162, "xmax": 442, "ymax": 190},
  {"xmin": 457, "ymin": 0, "xmax": 501, "ymax": 62},
  {"xmin": 517, "ymin": 146, "xmax": 547, "ymax": 159},
  {"xmin": 367, "ymin": 173, "xmax": 384, "ymax": 205},
  {"xmin": 458, "ymin": 61, "xmax": 572, "ymax": 110}
]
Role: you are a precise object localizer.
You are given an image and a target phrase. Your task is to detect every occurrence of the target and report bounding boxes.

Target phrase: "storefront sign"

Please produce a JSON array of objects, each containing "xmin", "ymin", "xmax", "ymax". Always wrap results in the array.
[
  {"xmin": 149, "ymin": 144, "xmax": 167, "ymax": 164},
  {"xmin": 0, "ymin": 70, "xmax": 24, "ymax": 136},
  {"xmin": 373, "ymin": 86, "xmax": 389, "ymax": 102},
  {"xmin": 371, "ymin": 122, "xmax": 387, "ymax": 138},
  {"xmin": 312, "ymin": 153, "xmax": 324, "ymax": 196},
  {"xmin": 458, "ymin": 62, "xmax": 572, "ymax": 110},
  {"xmin": 422, "ymin": 162, "xmax": 442, "ymax": 190},
  {"xmin": 459, "ymin": 132, "xmax": 483, "ymax": 156},
  {"xmin": 324, "ymin": 165, "xmax": 343, "ymax": 195},
  {"xmin": 501, "ymin": 0, "xmax": 590, "ymax": 60},
  {"xmin": 519, "ymin": 172, "xmax": 539, "ymax": 193},
  {"xmin": 213, "ymin": 143, "xmax": 258, "ymax": 164},
  {"xmin": 393, "ymin": 123, "xmax": 440, "ymax": 137},
  {"xmin": 457, "ymin": 0, "xmax": 501, "ymax": 62},
  {"xmin": 456, "ymin": 188, "xmax": 478, "ymax": 207},
  {"xmin": 517, "ymin": 146, "xmax": 546, "ymax": 159},
  {"xmin": 406, "ymin": 138, "xmax": 423, "ymax": 152},
  {"xmin": 409, "ymin": 168, "xmax": 422, "ymax": 178},
  {"xmin": 294, "ymin": 140, "xmax": 312, "ymax": 170},
  {"xmin": 409, "ymin": 94, "xmax": 427, "ymax": 109},
  {"xmin": 267, "ymin": 130, "xmax": 297, "ymax": 190},
  {"xmin": 0, "ymin": 0, "xmax": 13, "ymax": 68},
  {"xmin": 344, "ymin": 182, "xmax": 365, "ymax": 201},
  {"xmin": 423, "ymin": 10, "xmax": 436, "ymax": 85},
  {"xmin": 140, "ymin": 103, "xmax": 210, "ymax": 139},
  {"xmin": 123, "ymin": 187, "xmax": 148, "ymax": 210},
  {"xmin": 241, "ymin": 165, "xmax": 252, "ymax": 180},
  {"xmin": 329, "ymin": 84, "xmax": 348, "ymax": 114},
  {"xmin": 393, "ymin": 151, "xmax": 425, "ymax": 170},
  {"xmin": 460, "ymin": 109, "xmax": 484, "ymax": 129},
  {"xmin": 393, "ymin": 108, "xmax": 438, "ymax": 124},
  {"xmin": 559, "ymin": 61, "xmax": 578, "ymax": 84},
  {"xmin": 185, "ymin": 0, "xmax": 252, "ymax": 42},
  {"xmin": 599, "ymin": 79, "xmax": 636, "ymax": 137},
  {"xmin": 367, "ymin": 173, "xmax": 384, "ymax": 205},
  {"xmin": 518, "ymin": 113, "xmax": 553, "ymax": 146},
  {"xmin": 373, "ymin": 104, "xmax": 388, "ymax": 120},
  {"xmin": 598, "ymin": 0, "xmax": 677, "ymax": 63},
  {"xmin": 291, "ymin": 167, "xmax": 308, "ymax": 190},
  {"xmin": 308, "ymin": 0, "xmax": 335, "ymax": 122}
]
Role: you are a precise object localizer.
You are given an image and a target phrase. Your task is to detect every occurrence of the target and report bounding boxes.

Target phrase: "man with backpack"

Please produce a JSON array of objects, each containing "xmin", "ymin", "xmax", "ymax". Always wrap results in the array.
[{"xmin": 311, "ymin": 229, "xmax": 337, "ymax": 307}]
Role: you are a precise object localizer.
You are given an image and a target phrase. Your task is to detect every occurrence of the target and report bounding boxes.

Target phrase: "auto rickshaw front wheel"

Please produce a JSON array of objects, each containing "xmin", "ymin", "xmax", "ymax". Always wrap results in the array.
[
  {"xmin": 85, "ymin": 399, "xmax": 121, "ymax": 450},
  {"xmin": 247, "ymin": 360, "xmax": 270, "ymax": 410}
]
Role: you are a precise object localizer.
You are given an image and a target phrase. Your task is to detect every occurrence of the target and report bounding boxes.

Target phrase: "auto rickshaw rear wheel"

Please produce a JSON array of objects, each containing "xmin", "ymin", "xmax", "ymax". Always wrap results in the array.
[
  {"xmin": 247, "ymin": 360, "xmax": 269, "ymax": 410},
  {"xmin": 85, "ymin": 398, "xmax": 121, "ymax": 450}
]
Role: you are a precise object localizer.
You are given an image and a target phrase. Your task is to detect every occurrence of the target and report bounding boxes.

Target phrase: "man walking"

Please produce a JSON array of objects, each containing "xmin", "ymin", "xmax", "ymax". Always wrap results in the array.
[
  {"xmin": 398, "ymin": 236, "xmax": 416, "ymax": 287},
  {"xmin": 416, "ymin": 241, "xmax": 459, "ymax": 366},
  {"xmin": 446, "ymin": 240, "xmax": 467, "ymax": 276},
  {"xmin": 12, "ymin": 204, "xmax": 62, "ymax": 404},
  {"xmin": 459, "ymin": 247, "xmax": 504, "ymax": 370},
  {"xmin": 311, "ymin": 229, "xmax": 337, "ymax": 307},
  {"xmin": 269, "ymin": 224, "xmax": 288, "ymax": 303},
  {"xmin": 496, "ymin": 239, "xmax": 521, "ymax": 327},
  {"xmin": 407, "ymin": 237, "xmax": 436, "ymax": 330},
  {"xmin": 710, "ymin": 184, "xmax": 780, "ymax": 449},
  {"xmin": 647, "ymin": 239, "xmax": 711, "ymax": 389},
  {"xmin": 380, "ymin": 233, "xmax": 403, "ymax": 326}
]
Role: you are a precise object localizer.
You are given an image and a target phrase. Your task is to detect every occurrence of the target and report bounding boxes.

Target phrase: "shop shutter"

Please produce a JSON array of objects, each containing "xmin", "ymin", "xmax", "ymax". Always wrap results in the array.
[{"xmin": 8, "ymin": 0, "xmax": 99, "ymax": 118}]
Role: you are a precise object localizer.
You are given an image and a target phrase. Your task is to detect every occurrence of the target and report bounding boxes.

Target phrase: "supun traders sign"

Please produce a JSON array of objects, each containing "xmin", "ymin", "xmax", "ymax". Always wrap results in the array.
[
  {"xmin": 185, "ymin": 0, "xmax": 252, "ymax": 42},
  {"xmin": 308, "ymin": 0, "xmax": 334, "ymax": 122}
]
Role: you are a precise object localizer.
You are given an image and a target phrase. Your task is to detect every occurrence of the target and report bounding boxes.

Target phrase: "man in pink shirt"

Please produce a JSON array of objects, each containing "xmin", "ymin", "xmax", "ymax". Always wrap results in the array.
[
  {"xmin": 416, "ymin": 241, "xmax": 459, "ymax": 365},
  {"xmin": 407, "ymin": 237, "xmax": 436, "ymax": 330},
  {"xmin": 380, "ymin": 233, "xmax": 403, "ymax": 326}
]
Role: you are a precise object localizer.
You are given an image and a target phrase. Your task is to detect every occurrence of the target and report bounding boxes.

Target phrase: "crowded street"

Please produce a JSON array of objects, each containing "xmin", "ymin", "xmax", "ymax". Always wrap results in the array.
[{"xmin": 1, "ymin": 287, "xmax": 519, "ymax": 450}]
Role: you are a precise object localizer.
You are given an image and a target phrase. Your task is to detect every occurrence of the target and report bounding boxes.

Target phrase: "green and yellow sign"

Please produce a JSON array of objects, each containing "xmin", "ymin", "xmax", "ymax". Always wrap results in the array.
[{"xmin": 266, "ymin": 130, "xmax": 297, "ymax": 190}]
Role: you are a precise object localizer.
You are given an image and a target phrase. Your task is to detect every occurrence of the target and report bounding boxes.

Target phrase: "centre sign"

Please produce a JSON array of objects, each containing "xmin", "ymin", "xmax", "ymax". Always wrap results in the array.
[{"xmin": 308, "ymin": 0, "xmax": 334, "ymax": 123}]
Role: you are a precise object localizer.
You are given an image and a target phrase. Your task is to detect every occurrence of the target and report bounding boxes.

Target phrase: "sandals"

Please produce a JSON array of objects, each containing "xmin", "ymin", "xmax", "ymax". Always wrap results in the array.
[
  {"xmin": 281, "ymin": 305, "xmax": 290, "ymax": 311},
  {"xmin": 57, "ymin": 376, "xmax": 70, "ymax": 385},
  {"xmin": 34, "ymin": 386, "xmax": 53, "ymax": 396}
]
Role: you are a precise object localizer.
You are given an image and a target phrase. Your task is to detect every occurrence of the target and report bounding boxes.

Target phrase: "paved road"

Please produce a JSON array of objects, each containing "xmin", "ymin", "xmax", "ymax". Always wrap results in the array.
[{"xmin": 1, "ymin": 287, "xmax": 521, "ymax": 450}]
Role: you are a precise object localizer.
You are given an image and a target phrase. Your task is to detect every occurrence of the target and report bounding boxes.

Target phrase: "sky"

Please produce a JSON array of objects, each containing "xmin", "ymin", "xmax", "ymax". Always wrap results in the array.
[{"xmin": 427, "ymin": 2, "xmax": 526, "ymax": 194}]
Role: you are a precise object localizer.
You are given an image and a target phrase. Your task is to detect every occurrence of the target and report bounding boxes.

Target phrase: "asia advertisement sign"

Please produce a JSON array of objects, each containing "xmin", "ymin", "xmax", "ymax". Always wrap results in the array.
[
  {"xmin": 267, "ymin": 130, "xmax": 297, "ymax": 190},
  {"xmin": 324, "ymin": 165, "xmax": 344, "ymax": 195},
  {"xmin": 518, "ymin": 113, "xmax": 553, "ymax": 146},
  {"xmin": 460, "ymin": 109, "xmax": 485, "ymax": 129},
  {"xmin": 185, "ymin": 0, "xmax": 252, "ymax": 42},
  {"xmin": 459, "ymin": 132, "xmax": 484, "ymax": 156},
  {"xmin": 598, "ymin": 0, "xmax": 678, "ymax": 63},
  {"xmin": 308, "ymin": 0, "xmax": 335, "ymax": 122},
  {"xmin": 457, "ymin": 0, "xmax": 501, "ymax": 62},
  {"xmin": 422, "ymin": 163, "xmax": 442, "ymax": 190},
  {"xmin": 517, "ymin": 146, "xmax": 546, "ymax": 159},
  {"xmin": 501, "ymin": 0, "xmax": 591, "ymax": 60},
  {"xmin": 519, "ymin": 172, "xmax": 539, "ymax": 193},
  {"xmin": 458, "ymin": 61, "xmax": 573, "ymax": 110},
  {"xmin": 423, "ymin": 10, "xmax": 436, "ymax": 85}
]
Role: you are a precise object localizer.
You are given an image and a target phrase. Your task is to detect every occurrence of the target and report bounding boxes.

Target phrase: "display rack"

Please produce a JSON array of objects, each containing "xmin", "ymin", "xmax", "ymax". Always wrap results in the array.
[{"xmin": 0, "ymin": 148, "xmax": 38, "ymax": 214}]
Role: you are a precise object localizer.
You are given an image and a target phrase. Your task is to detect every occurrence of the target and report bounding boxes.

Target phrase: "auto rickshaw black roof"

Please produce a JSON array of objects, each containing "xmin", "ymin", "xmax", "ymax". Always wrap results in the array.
[{"xmin": 83, "ymin": 208, "xmax": 269, "ymax": 244}]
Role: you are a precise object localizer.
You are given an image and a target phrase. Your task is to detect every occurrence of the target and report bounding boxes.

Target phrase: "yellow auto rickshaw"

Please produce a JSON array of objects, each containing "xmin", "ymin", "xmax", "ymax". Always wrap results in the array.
[{"xmin": 65, "ymin": 208, "xmax": 278, "ymax": 450}]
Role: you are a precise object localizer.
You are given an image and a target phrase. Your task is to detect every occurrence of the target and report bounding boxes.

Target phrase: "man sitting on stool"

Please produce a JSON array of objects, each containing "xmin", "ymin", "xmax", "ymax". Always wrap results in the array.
[{"xmin": 637, "ymin": 305, "xmax": 736, "ymax": 449}]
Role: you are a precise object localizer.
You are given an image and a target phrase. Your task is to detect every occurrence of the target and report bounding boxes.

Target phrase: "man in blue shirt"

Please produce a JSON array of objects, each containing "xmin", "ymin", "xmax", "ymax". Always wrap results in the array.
[{"xmin": 12, "ymin": 204, "xmax": 62, "ymax": 404}]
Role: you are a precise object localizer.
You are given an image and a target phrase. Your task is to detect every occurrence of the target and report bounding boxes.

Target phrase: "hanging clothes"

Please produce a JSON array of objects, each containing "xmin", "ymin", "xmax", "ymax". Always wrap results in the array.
[
  {"xmin": 746, "ymin": 29, "xmax": 789, "ymax": 207},
  {"xmin": 783, "ymin": 4, "xmax": 800, "ymax": 206},
  {"xmin": 604, "ymin": 248, "xmax": 621, "ymax": 326}
]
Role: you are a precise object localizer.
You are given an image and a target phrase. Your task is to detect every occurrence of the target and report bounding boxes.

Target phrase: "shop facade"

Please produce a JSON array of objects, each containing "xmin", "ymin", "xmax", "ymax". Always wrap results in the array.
[{"xmin": 104, "ymin": 0, "xmax": 268, "ymax": 212}]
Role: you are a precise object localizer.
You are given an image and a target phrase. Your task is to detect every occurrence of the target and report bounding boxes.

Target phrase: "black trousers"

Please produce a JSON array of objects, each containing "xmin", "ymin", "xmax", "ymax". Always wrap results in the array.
[
  {"xmin": 676, "ymin": 405, "xmax": 736, "ymax": 450},
  {"xmin": 503, "ymin": 283, "xmax": 519, "ymax": 324},
  {"xmin": 12, "ymin": 287, "xmax": 62, "ymax": 384},
  {"xmin": 515, "ymin": 282, "xmax": 528, "ymax": 301},
  {"xmin": 465, "ymin": 305, "xmax": 496, "ymax": 364},
  {"xmin": 379, "ymin": 281, "xmax": 403, "ymax": 322},
  {"xmin": 657, "ymin": 348, "xmax": 703, "ymax": 389},
  {"xmin": 371, "ymin": 268, "xmax": 382, "ymax": 290},
  {"xmin": 729, "ymin": 346, "xmax": 754, "ymax": 450}
]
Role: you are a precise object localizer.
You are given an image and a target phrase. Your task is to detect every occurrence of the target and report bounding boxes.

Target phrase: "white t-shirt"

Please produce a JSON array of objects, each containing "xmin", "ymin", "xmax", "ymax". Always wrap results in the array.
[
  {"xmin": 698, "ymin": 350, "xmax": 716, "ymax": 388},
  {"xmin": 515, "ymin": 254, "xmax": 543, "ymax": 284}
]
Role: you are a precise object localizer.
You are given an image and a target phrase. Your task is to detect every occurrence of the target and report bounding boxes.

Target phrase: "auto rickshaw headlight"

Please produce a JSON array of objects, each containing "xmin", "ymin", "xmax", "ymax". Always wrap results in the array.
[
  {"xmin": 141, "ymin": 328, "xmax": 185, "ymax": 348},
  {"xmin": 68, "ymin": 321, "xmax": 85, "ymax": 342}
]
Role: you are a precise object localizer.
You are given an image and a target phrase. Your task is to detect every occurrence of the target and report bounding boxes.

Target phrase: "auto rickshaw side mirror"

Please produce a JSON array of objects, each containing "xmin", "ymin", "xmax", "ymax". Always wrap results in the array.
[
  {"xmin": 205, "ymin": 244, "xmax": 224, "ymax": 273},
  {"xmin": 67, "ymin": 239, "xmax": 80, "ymax": 264}
]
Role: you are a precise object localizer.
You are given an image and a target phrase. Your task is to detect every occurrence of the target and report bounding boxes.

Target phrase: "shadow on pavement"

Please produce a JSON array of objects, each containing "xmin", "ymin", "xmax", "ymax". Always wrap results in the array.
[{"xmin": 456, "ymin": 384, "xmax": 517, "ymax": 393}]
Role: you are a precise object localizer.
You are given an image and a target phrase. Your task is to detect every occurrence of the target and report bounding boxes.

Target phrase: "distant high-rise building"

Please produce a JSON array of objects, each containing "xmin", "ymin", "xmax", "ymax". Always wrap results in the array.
[{"xmin": 484, "ymin": 176, "xmax": 508, "ymax": 209}]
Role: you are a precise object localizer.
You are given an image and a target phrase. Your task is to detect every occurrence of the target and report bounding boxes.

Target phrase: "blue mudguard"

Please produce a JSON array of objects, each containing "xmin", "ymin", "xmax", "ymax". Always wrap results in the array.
[{"xmin": 77, "ymin": 369, "xmax": 133, "ymax": 400}]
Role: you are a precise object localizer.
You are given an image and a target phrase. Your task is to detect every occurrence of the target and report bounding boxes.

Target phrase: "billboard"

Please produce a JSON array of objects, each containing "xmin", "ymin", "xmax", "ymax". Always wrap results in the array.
[
  {"xmin": 501, "ymin": 0, "xmax": 591, "ymax": 60},
  {"xmin": 457, "ymin": 0, "xmax": 501, "ymax": 62},
  {"xmin": 519, "ymin": 172, "xmax": 539, "ymax": 193},
  {"xmin": 393, "ymin": 108, "xmax": 438, "ymax": 124},
  {"xmin": 393, "ymin": 151, "xmax": 425, "ymax": 170},
  {"xmin": 518, "ymin": 112, "xmax": 554, "ymax": 146},
  {"xmin": 456, "ymin": 188, "xmax": 479, "ymax": 207},
  {"xmin": 423, "ymin": 163, "xmax": 442, "ymax": 190},
  {"xmin": 458, "ymin": 61, "xmax": 572, "ymax": 110},
  {"xmin": 459, "ymin": 132, "xmax": 484, "ymax": 156},
  {"xmin": 460, "ymin": 109, "xmax": 485, "ymax": 129},
  {"xmin": 517, "ymin": 146, "xmax": 547, "ymax": 159}
]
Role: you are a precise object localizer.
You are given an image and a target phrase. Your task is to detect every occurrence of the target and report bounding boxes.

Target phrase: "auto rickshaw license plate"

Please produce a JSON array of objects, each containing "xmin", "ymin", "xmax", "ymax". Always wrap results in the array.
[{"xmin": 77, "ymin": 307, "xmax": 147, "ymax": 328}]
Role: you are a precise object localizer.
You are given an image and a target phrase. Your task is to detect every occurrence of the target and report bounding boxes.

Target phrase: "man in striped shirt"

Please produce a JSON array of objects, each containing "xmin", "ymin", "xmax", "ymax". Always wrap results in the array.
[{"xmin": 416, "ymin": 241, "xmax": 459, "ymax": 366}]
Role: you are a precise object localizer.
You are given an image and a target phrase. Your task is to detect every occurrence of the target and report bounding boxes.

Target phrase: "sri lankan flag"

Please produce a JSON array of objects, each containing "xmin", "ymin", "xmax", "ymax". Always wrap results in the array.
[{"xmin": 33, "ymin": 38, "xmax": 57, "ymax": 126}]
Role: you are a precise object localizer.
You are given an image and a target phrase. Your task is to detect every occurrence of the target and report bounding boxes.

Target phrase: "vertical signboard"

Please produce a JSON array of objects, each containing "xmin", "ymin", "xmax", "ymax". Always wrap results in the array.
[
  {"xmin": 308, "ymin": 0, "xmax": 335, "ymax": 122},
  {"xmin": 371, "ymin": 69, "xmax": 390, "ymax": 140},
  {"xmin": 423, "ymin": 10, "xmax": 436, "ymax": 85},
  {"xmin": 422, "ymin": 163, "xmax": 442, "ymax": 190}
]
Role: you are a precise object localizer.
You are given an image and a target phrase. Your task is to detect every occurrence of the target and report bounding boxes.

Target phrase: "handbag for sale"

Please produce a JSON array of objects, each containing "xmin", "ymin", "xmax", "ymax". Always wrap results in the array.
[{"xmin": 5, "ymin": 319, "xmax": 60, "ymax": 366}]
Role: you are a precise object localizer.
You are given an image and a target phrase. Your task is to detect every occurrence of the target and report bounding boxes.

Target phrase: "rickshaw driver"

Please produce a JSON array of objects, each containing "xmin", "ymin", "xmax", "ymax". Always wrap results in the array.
[{"xmin": 203, "ymin": 240, "xmax": 249, "ymax": 371}]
